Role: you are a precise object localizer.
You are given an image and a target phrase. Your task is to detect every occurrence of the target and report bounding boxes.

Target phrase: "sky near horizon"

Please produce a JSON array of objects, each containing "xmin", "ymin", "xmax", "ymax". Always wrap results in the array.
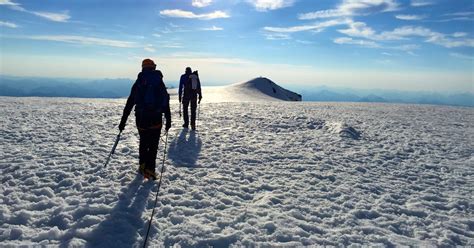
[{"xmin": 0, "ymin": 0, "xmax": 473, "ymax": 92}]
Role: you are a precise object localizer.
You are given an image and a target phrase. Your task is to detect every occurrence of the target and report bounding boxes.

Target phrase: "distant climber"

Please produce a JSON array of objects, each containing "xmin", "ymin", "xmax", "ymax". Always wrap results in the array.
[
  {"xmin": 118, "ymin": 58, "xmax": 172, "ymax": 180},
  {"xmin": 179, "ymin": 67, "xmax": 202, "ymax": 130}
]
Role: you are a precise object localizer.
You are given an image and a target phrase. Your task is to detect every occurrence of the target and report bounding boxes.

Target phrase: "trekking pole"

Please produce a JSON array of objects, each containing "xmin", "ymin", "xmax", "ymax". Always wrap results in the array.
[
  {"xmin": 104, "ymin": 131, "xmax": 122, "ymax": 168},
  {"xmin": 197, "ymin": 102, "xmax": 200, "ymax": 130},
  {"xmin": 143, "ymin": 131, "xmax": 169, "ymax": 248}
]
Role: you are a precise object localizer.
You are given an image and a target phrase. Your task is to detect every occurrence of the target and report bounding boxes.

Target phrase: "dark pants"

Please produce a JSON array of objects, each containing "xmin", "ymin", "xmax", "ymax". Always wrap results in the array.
[
  {"xmin": 182, "ymin": 96, "xmax": 197, "ymax": 127},
  {"xmin": 138, "ymin": 128, "xmax": 161, "ymax": 172}
]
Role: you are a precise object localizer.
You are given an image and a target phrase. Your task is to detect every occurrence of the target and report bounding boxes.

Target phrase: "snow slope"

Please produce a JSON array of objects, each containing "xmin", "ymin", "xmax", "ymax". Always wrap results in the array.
[
  {"xmin": 0, "ymin": 96, "xmax": 473, "ymax": 247},
  {"xmin": 191, "ymin": 77, "xmax": 302, "ymax": 103}
]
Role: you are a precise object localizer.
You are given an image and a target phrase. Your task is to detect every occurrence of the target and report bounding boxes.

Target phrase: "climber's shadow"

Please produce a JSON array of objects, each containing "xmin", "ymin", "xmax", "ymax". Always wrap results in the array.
[
  {"xmin": 167, "ymin": 129, "xmax": 202, "ymax": 168},
  {"xmin": 84, "ymin": 174, "xmax": 153, "ymax": 247}
]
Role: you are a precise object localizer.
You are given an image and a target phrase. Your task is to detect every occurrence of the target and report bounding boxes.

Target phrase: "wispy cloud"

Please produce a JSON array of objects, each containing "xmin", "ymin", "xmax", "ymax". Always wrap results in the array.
[
  {"xmin": 23, "ymin": 35, "xmax": 137, "ymax": 48},
  {"xmin": 450, "ymin": 52, "xmax": 474, "ymax": 60},
  {"xmin": 247, "ymin": 0, "xmax": 295, "ymax": 12},
  {"xmin": 338, "ymin": 21, "xmax": 375, "ymax": 39},
  {"xmin": 201, "ymin": 25, "xmax": 223, "ymax": 31},
  {"xmin": 435, "ymin": 11, "xmax": 474, "ymax": 22},
  {"xmin": 299, "ymin": 0, "xmax": 399, "ymax": 20},
  {"xmin": 452, "ymin": 32, "xmax": 467, "ymax": 38},
  {"xmin": 264, "ymin": 33, "xmax": 292, "ymax": 40},
  {"xmin": 334, "ymin": 37, "xmax": 380, "ymax": 48},
  {"xmin": 159, "ymin": 9, "xmax": 229, "ymax": 20},
  {"xmin": 339, "ymin": 22, "xmax": 474, "ymax": 48},
  {"xmin": 0, "ymin": 20, "xmax": 18, "ymax": 28},
  {"xmin": 411, "ymin": 0, "xmax": 434, "ymax": 7},
  {"xmin": 157, "ymin": 41, "xmax": 183, "ymax": 49},
  {"xmin": 395, "ymin": 14, "xmax": 426, "ymax": 20},
  {"xmin": 0, "ymin": 0, "xmax": 70, "ymax": 22},
  {"xmin": 264, "ymin": 19, "xmax": 351, "ymax": 33},
  {"xmin": 144, "ymin": 44, "xmax": 156, "ymax": 52},
  {"xmin": 31, "ymin": 11, "xmax": 70, "ymax": 22},
  {"xmin": 445, "ymin": 11, "xmax": 474, "ymax": 17},
  {"xmin": 0, "ymin": 0, "xmax": 17, "ymax": 5},
  {"xmin": 192, "ymin": 0, "xmax": 213, "ymax": 8}
]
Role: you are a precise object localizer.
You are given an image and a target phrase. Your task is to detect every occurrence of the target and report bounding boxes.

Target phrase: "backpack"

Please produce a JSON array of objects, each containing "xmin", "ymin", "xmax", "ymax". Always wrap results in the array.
[{"xmin": 134, "ymin": 70, "xmax": 169, "ymax": 113}]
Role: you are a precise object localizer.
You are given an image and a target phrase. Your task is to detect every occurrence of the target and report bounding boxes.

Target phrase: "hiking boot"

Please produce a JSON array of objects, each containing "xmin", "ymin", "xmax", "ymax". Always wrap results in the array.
[
  {"xmin": 144, "ymin": 168, "xmax": 157, "ymax": 180},
  {"xmin": 191, "ymin": 124, "xmax": 196, "ymax": 130}
]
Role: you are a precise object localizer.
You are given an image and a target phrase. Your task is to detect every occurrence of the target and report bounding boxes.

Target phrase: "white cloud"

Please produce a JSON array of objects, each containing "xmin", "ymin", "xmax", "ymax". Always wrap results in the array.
[
  {"xmin": 395, "ymin": 14, "xmax": 426, "ymax": 20},
  {"xmin": 299, "ymin": 10, "xmax": 345, "ymax": 20},
  {"xmin": 24, "ymin": 35, "xmax": 137, "ymax": 48},
  {"xmin": 392, "ymin": 44, "xmax": 420, "ymax": 51},
  {"xmin": 201, "ymin": 25, "xmax": 223, "ymax": 31},
  {"xmin": 264, "ymin": 33, "xmax": 291, "ymax": 40},
  {"xmin": 411, "ymin": 0, "xmax": 434, "ymax": 7},
  {"xmin": 0, "ymin": 0, "xmax": 18, "ymax": 5},
  {"xmin": 0, "ymin": 20, "xmax": 18, "ymax": 28},
  {"xmin": 334, "ymin": 37, "xmax": 380, "ymax": 48},
  {"xmin": 452, "ymin": 32, "xmax": 467, "ymax": 38},
  {"xmin": 338, "ymin": 21, "xmax": 375, "ymax": 39},
  {"xmin": 159, "ymin": 9, "xmax": 230, "ymax": 20},
  {"xmin": 192, "ymin": 0, "xmax": 213, "ymax": 8},
  {"xmin": 295, "ymin": 40, "xmax": 313, "ymax": 45},
  {"xmin": 1, "ymin": 0, "xmax": 70, "ymax": 22},
  {"xmin": 264, "ymin": 19, "xmax": 351, "ymax": 33},
  {"xmin": 445, "ymin": 11, "xmax": 474, "ymax": 17},
  {"xmin": 299, "ymin": 0, "xmax": 399, "ymax": 20},
  {"xmin": 144, "ymin": 44, "xmax": 156, "ymax": 52},
  {"xmin": 339, "ymin": 23, "xmax": 474, "ymax": 48},
  {"xmin": 450, "ymin": 52, "xmax": 474, "ymax": 60},
  {"xmin": 31, "ymin": 11, "xmax": 70, "ymax": 22},
  {"xmin": 247, "ymin": 0, "xmax": 295, "ymax": 12},
  {"xmin": 153, "ymin": 33, "xmax": 162, "ymax": 38}
]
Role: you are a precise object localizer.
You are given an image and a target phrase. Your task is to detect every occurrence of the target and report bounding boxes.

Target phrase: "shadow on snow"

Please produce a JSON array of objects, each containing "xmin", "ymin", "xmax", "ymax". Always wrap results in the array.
[
  {"xmin": 85, "ymin": 174, "xmax": 153, "ymax": 248},
  {"xmin": 167, "ymin": 129, "xmax": 202, "ymax": 168}
]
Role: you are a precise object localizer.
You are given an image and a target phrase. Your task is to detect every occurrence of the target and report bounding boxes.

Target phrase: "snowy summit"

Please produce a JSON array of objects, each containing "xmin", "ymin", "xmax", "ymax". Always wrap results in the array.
[{"xmin": 200, "ymin": 77, "xmax": 302, "ymax": 103}]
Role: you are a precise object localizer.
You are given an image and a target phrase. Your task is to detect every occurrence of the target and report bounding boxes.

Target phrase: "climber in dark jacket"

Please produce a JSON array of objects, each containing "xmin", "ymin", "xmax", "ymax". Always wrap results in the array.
[
  {"xmin": 178, "ymin": 67, "xmax": 202, "ymax": 130},
  {"xmin": 119, "ymin": 58, "xmax": 171, "ymax": 180}
]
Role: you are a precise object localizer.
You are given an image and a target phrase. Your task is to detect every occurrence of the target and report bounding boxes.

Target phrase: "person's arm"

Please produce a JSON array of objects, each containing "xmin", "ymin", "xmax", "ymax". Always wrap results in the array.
[
  {"xmin": 119, "ymin": 81, "xmax": 137, "ymax": 131},
  {"xmin": 158, "ymin": 71, "xmax": 172, "ymax": 131},
  {"xmin": 178, "ymin": 75, "xmax": 184, "ymax": 102},
  {"xmin": 164, "ymin": 96, "xmax": 171, "ymax": 131}
]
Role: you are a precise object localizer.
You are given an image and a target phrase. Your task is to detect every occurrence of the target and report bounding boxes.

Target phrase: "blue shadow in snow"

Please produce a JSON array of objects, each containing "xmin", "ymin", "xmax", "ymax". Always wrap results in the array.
[
  {"xmin": 167, "ymin": 129, "xmax": 202, "ymax": 168},
  {"xmin": 84, "ymin": 174, "xmax": 153, "ymax": 248}
]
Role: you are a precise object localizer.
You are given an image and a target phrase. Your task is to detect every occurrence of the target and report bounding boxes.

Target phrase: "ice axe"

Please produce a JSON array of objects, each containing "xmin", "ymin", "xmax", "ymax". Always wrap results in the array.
[{"xmin": 104, "ymin": 131, "xmax": 122, "ymax": 168}]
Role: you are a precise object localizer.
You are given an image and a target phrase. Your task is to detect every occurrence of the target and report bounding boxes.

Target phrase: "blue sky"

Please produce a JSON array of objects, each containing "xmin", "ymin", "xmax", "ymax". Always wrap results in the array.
[{"xmin": 0, "ymin": 0, "xmax": 473, "ymax": 92}]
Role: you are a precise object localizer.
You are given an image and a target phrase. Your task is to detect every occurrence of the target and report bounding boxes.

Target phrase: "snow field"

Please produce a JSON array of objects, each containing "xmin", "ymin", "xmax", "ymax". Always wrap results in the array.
[{"xmin": 0, "ymin": 97, "xmax": 473, "ymax": 247}]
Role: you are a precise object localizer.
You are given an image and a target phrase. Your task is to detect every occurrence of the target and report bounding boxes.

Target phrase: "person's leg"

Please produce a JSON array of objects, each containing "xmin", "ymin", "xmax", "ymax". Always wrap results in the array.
[
  {"xmin": 190, "ymin": 97, "xmax": 197, "ymax": 129},
  {"xmin": 182, "ymin": 98, "xmax": 190, "ymax": 127},
  {"xmin": 138, "ymin": 129, "xmax": 150, "ymax": 173},
  {"xmin": 138, "ymin": 130, "xmax": 148, "ymax": 165},
  {"xmin": 146, "ymin": 128, "xmax": 162, "ymax": 176}
]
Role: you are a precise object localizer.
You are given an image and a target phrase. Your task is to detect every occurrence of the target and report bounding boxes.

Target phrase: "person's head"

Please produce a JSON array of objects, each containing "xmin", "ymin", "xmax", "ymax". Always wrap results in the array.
[
  {"xmin": 185, "ymin": 67, "xmax": 192, "ymax": 74},
  {"xmin": 142, "ymin": 58, "xmax": 156, "ymax": 70},
  {"xmin": 193, "ymin": 70, "xmax": 199, "ymax": 76}
]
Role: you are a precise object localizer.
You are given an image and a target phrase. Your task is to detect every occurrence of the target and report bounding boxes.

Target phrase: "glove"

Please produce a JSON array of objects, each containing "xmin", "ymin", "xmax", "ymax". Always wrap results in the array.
[
  {"xmin": 118, "ymin": 121, "xmax": 125, "ymax": 131},
  {"xmin": 198, "ymin": 96, "xmax": 202, "ymax": 104},
  {"xmin": 165, "ymin": 120, "xmax": 171, "ymax": 131}
]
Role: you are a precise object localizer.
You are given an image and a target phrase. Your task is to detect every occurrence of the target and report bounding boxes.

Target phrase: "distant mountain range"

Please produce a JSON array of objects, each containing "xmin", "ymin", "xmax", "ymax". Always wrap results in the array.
[
  {"xmin": 0, "ymin": 75, "xmax": 472, "ymax": 107},
  {"xmin": 299, "ymin": 86, "xmax": 474, "ymax": 107}
]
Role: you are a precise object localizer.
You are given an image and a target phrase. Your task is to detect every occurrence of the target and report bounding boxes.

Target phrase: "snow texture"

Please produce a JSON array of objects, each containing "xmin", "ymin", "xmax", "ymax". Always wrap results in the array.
[{"xmin": 0, "ymin": 95, "xmax": 473, "ymax": 247}]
